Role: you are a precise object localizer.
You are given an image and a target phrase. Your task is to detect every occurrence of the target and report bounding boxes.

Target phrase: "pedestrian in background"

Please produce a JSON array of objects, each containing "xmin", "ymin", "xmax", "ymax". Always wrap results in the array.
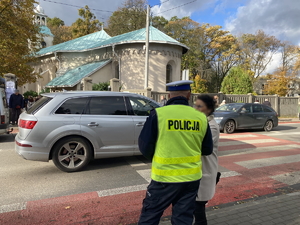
[
  {"xmin": 219, "ymin": 100, "xmax": 226, "ymax": 106},
  {"xmin": 263, "ymin": 98, "xmax": 271, "ymax": 107},
  {"xmin": 160, "ymin": 95, "xmax": 167, "ymax": 106},
  {"xmin": 194, "ymin": 94, "xmax": 220, "ymax": 225},
  {"xmin": 138, "ymin": 80, "xmax": 213, "ymax": 225},
  {"xmin": 254, "ymin": 100, "xmax": 260, "ymax": 104},
  {"xmin": 213, "ymin": 95, "xmax": 219, "ymax": 108},
  {"xmin": 9, "ymin": 89, "xmax": 24, "ymax": 125},
  {"xmin": 27, "ymin": 96, "xmax": 34, "ymax": 109}
]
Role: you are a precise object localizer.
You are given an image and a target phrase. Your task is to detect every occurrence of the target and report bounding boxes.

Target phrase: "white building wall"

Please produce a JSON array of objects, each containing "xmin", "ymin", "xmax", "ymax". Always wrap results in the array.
[
  {"xmin": 25, "ymin": 43, "xmax": 184, "ymax": 93},
  {"xmin": 115, "ymin": 43, "xmax": 182, "ymax": 92}
]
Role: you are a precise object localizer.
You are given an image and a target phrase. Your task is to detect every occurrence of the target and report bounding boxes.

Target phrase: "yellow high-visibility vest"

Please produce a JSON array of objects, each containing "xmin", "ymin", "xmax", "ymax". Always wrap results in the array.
[{"xmin": 152, "ymin": 105, "xmax": 208, "ymax": 183}]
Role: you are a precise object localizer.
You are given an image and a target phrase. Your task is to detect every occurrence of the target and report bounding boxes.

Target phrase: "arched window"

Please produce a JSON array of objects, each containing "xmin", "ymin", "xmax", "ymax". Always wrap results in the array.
[
  {"xmin": 36, "ymin": 16, "xmax": 40, "ymax": 25},
  {"xmin": 115, "ymin": 63, "xmax": 119, "ymax": 79},
  {"xmin": 41, "ymin": 41, "xmax": 46, "ymax": 48},
  {"xmin": 166, "ymin": 64, "xmax": 172, "ymax": 83},
  {"xmin": 42, "ymin": 17, "xmax": 45, "ymax": 25}
]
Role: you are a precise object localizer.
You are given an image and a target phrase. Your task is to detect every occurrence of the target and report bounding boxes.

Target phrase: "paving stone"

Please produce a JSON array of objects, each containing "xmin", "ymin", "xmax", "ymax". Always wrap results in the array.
[{"xmin": 159, "ymin": 191, "xmax": 300, "ymax": 225}]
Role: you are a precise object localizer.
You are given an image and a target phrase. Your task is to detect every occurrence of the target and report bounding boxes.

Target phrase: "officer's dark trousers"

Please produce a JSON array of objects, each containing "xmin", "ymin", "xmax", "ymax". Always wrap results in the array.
[
  {"xmin": 138, "ymin": 179, "xmax": 200, "ymax": 225},
  {"xmin": 194, "ymin": 201, "xmax": 208, "ymax": 225}
]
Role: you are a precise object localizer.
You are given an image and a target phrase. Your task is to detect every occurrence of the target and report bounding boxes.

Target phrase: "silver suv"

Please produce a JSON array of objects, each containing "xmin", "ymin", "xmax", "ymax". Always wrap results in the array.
[{"xmin": 15, "ymin": 91, "xmax": 160, "ymax": 172}]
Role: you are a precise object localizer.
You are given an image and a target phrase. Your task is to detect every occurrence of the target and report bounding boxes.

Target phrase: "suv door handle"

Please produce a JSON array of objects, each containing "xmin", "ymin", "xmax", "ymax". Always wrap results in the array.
[
  {"xmin": 88, "ymin": 122, "xmax": 99, "ymax": 127},
  {"xmin": 136, "ymin": 122, "xmax": 144, "ymax": 127}
]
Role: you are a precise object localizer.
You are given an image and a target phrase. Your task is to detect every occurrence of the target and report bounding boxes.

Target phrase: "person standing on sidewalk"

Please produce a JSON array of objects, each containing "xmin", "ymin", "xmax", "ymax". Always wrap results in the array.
[
  {"xmin": 193, "ymin": 94, "xmax": 220, "ymax": 225},
  {"xmin": 9, "ymin": 89, "xmax": 24, "ymax": 125},
  {"xmin": 263, "ymin": 98, "xmax": 272, "ymax": 107},
  {"xmin": 138, "ymin": 80, "xmax": 213, "ymax": 225}
]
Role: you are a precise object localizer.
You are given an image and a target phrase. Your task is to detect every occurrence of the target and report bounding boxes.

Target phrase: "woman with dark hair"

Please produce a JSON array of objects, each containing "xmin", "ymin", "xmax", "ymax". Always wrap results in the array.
[{"xmin": 193, "ymin": 94, "xmax": 220, "ymax": 225}]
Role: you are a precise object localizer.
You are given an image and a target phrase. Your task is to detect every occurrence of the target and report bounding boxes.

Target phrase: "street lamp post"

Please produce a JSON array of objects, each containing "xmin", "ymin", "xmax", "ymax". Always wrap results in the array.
[{"xmin": 144, "ymin": 4, "xmax": 150, "ymax": 89}]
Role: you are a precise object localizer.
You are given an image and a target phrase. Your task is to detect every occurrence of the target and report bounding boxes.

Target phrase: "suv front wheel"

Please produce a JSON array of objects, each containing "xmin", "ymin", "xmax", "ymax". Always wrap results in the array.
[{"xmin": 52, "ymin": 137, "xmax": 92, "ymax": 172}]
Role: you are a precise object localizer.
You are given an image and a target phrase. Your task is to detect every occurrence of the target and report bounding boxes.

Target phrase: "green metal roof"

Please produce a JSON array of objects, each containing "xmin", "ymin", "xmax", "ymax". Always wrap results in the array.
[
  {"xmin": 45, "ymin": 59, "xmax": 111, "ymax": 88},
  {"xmin": 37, "ymin": 26, "xmax": 188, "ymax": 56},
  {"xmin": 37, "ymin": 30, "xmax": 111, "ymax": 56},
  {"xmin": 39, "ymin": 25, "xmax": 54, "ymax": 37},
  {"xmin": 87, "ymin": 26, "xmax": 187, "ymax": 51}
]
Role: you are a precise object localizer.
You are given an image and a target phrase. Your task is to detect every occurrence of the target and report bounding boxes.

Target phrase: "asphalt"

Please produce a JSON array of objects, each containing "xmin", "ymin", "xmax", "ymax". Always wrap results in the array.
[
  {"xmin": 3, "ymin": 118, "xmax": 300, "ymax": 225},
  {"xmin": 158, "ymin": 190, "xmax": 300, "ymax": 225}
]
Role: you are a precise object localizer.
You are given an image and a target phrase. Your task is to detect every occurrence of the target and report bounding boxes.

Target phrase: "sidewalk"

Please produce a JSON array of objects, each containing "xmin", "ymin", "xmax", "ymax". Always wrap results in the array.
[
  {"xmin": 278, "ymin": 118, "xmax": 300, "ymax": 122},
  {"xmin": 159, "ymin": 191, "xmax": 300, "ymax": 225}
]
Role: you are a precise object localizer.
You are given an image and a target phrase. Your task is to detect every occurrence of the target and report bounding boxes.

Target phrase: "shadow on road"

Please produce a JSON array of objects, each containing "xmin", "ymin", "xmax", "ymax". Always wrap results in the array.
[
  {"xmin": 272, "ymin": 125, "xmax": 298, "ymax": 131},
  {"xmin": 0, "ymin": 133, "xmax": 16, "ymax": 143}
]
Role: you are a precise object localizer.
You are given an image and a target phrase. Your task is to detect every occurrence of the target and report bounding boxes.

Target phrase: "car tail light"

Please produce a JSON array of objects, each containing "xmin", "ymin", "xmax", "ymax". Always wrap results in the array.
[
  {"xmin": 16, "ymin": 141, "xmax": 32, "ymax": 147},
  {"xmin": 19, "ymin": 119, "xmax": 37, "ymax": 129},
  {"xmin": 1, "ymin": 115, "xmax": 4, "ymax": 124}
]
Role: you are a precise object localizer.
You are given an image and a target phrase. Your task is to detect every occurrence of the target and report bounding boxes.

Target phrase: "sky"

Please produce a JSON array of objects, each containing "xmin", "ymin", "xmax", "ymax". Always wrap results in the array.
[{"xmin": 38, "ymin": 0, "xmax": 300, "ymax": 73}]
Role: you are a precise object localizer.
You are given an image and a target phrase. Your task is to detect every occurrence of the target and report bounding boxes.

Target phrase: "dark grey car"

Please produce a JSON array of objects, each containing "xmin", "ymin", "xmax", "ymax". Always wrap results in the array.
[{"xmin": 214, "ymin": 103, "xmax": 278, "ymax": 134}]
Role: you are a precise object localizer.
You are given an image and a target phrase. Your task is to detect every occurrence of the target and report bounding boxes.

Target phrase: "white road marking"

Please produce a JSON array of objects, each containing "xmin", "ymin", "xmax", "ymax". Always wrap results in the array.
[
  {"xmin": 0, "ymin": 202, "xmax": 26, "ymax": 213},
  {"xmin": 263, "ymin": 131, "xmax": 300, "ymax": 136},
  {"xmin": 220, "ymin": 144, "xmax": 300, "ymax": 156},
  {"xmin": 220, "ymin": 134, "xmax": 257, "ymax": 139},
  {"xmin": 220, "ymin": 171, "xmax": 241, "ymax": 178},
  {"xmin": 126, "ymin": 157, "xmax": 147, "ymax": 167},
  {"xmin": 97, "ymin": 184, "xmax": 148, "ymax": 197},
  {"xmin": 219, "ymin": 139, "xmax": 280, "ymax": 147},
  {"xmin": 236, "ymin": 154, "xmax": 300, "ymax": 169},
  {"xmin": 270, "ymin": 171, "xmax": 300, "ymax": 185},
  {"xmin": 137, "ymin": 169, "xmax": 151, "ymax": 183}
]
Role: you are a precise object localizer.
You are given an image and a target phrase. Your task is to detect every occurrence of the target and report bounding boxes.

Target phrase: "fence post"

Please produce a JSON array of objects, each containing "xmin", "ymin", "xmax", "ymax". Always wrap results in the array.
[
  {"xmin": 110, "ymin": 78, "xmax": 120, "ymax": 92},
  {"xmin": 146, "ymin": 87, "xmax": 152, "ymax": 98},
  {"xmin": 274, "ymin": 94, "xmax": 279, "ymax": 116},
  {"xmin": 218, "ymin": 92, "xmax": 225, "ymax": 103},
  {"xmin": 81, "ymin": 77, "xmax": 93, "ymax": 91},
  {"xmin": 248, "ymin": 93, "xmax": 253, "ymax": 103}
]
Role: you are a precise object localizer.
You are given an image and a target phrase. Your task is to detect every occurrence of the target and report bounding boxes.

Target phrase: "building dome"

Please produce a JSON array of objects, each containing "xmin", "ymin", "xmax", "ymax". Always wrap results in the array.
[{"xmin": 35, "ymin": 5, "xmax": 45, "ymax": 14}]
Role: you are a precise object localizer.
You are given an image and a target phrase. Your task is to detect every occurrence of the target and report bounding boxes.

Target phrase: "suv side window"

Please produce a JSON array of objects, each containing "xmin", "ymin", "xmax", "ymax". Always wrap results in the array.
[
  {"xmin": 85, "ymin": 96, "xmax": 127, "ymax": 115},
  {"xmin": 128, "ymin": 97, "xmax": 159, "ymax": 116},
  {"xmin": 241, "ymin": 105, "xmax": 252, "ymax": 113},
  {"xmin": 263, "ymin": 106, "xmax": 273, "ymax": 112},
  {"xmin": 55, "ymin": 98, "xmax": 88, "ymax": 114},
  {"xmin": 253, "ymin": 104, "xmax": 263, "ymax": 113}
]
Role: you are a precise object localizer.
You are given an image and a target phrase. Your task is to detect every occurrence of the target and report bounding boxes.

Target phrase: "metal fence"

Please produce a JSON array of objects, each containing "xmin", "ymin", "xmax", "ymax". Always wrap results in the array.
[{"xmin": 121, "ymin": 88, "xmax": 300, "ymax": 117}]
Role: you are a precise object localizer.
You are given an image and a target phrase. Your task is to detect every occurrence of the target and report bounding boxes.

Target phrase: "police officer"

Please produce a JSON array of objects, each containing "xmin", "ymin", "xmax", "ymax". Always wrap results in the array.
[{"xmin": 138, "ymin": 80, "xmax": 213, "ymax": 225}]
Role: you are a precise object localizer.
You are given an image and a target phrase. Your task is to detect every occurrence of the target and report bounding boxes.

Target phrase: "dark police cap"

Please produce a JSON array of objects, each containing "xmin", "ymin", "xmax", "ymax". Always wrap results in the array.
[{"xmin": 166, "ymin": 80, "xmax": 193, "ymax": 91}]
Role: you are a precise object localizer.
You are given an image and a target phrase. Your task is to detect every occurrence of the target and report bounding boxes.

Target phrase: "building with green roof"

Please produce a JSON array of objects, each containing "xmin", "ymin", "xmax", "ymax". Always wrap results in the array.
[{"xmin": 21, "ymin": 14, "xmax": 188, "ymax": 94}]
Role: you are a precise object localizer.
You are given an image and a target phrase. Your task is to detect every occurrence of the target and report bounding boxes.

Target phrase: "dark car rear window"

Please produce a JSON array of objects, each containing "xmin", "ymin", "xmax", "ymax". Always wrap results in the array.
[
  {"xmin": 263, "ymin": 106, "xmax": 274, "ymax": 112},
  {"xmin": 27, "ymin": 96, "xmax": 52, "ymax": 115}
]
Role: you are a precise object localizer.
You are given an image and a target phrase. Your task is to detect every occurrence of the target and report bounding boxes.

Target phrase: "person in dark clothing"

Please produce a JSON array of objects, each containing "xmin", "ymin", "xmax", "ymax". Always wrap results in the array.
[
  {"xmin": 262, "ymin": 98, "xmax": 271, "ymax": 107},
  {"xmin": 9, "ymin": 90, "xmax": 24, "ymax": 125},
  {"xmin": 138, "ymin": 80, "xmax": 213, "ymax": 225}
]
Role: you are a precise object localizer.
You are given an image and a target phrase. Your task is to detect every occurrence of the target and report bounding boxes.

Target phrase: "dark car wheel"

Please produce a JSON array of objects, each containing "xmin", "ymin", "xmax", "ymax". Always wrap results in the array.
[
  {"xmin": 52, "ymin": 137, "xmax": 92, "ymax": 172},
  {"xmin": 224, "ymin": 120, "xmax": 235, "ymax": 134},
  {"xmin": 264, "ymin": 120, "xmax": 273, "ymax": 132}
]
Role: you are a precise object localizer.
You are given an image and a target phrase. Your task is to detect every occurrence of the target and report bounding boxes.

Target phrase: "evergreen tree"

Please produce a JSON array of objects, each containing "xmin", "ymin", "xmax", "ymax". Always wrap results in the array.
[{"xmin": 221, "ymin": 67, "xmax": 253, "ymax": 94}]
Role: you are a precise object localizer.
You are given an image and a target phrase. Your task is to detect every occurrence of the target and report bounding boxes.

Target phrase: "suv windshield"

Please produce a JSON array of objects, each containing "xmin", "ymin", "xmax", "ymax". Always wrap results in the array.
[
  {"xmin": 27, "ymin": 96, "xmax": 52, "ymax": 115},
  {"xmin": 216, "ymin": 104, "xmax": 242, "ymax": 112}
]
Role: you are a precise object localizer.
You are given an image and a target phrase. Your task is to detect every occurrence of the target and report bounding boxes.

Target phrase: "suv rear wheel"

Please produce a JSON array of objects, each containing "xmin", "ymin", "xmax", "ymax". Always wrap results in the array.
[
  {"xmin": 52, "ymin": 137, "xmax": 92, "ymax": 172},
  {"xmin": 224, "ymin": 120, "xmax": 235, "ymax": 134},
  {"xmin": 264, "ymin": 120, "xmax": 273, "ymax": 132}
]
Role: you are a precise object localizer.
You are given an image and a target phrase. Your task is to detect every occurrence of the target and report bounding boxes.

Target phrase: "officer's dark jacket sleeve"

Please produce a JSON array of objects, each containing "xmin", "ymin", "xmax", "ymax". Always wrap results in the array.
[
  {"xmin": 201, "ymin": 123, "xmax": 213, "ymax": 155},
  {"xmin": 138, "ymin": 110, "xmax": 158, "ymax": 160}
]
